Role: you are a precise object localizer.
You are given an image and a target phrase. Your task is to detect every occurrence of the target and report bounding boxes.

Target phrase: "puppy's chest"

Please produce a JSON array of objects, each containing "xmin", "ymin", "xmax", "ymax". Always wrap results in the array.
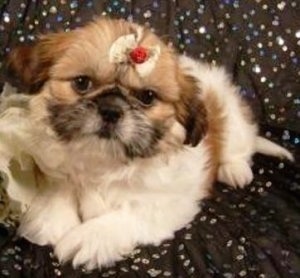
[
  {"xmin": 67, "ymin": 155, "xmax": 116, "ymax": 187},
  {"xmin": 67, "ymin": 144, "xmax": 210, "ymax": 192}
]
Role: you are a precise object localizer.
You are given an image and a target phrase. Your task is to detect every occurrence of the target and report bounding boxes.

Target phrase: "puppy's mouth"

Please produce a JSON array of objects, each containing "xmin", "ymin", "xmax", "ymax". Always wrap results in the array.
[
  {"xmin": 47, "ymin": 91, "xmax": 165, "ymax": 159},
  {"xmin": 98, "ymin": 123, "xmax": 115, "ymax": 138}
]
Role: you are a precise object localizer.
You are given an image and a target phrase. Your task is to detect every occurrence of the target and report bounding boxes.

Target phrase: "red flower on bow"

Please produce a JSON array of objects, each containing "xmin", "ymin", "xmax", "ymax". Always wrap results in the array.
[{"xmin": 129, "ymin": 46, "xmax": 149, "ymax": 64}]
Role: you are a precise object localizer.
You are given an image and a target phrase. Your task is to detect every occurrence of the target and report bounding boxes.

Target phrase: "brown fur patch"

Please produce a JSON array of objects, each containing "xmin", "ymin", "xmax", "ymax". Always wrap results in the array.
[
  {"xmin": 204, "ymin": 89, "xmax": 255, "ymax": 175},
  {"xmin": 145, "ymin": 102, "xmax": 175, "ymax": 122},
  {"xmin": 202, "ymin": 90, "xmax": 226, "ymax": 186},
  {"xmin": 175, "ymin": 71, "xmax": 208, "ymax": 147},
  {"xmin": 5, "ymin": 32, "xmax": 73, "ymax": 93}
]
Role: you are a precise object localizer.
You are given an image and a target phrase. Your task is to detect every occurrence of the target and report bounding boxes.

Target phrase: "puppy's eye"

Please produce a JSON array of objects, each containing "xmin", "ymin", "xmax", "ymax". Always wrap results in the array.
[
  {"xmin": 135, "ymin": 90, "xmax": 157, "ymax": 106},
  {"xmin": 71, "ymin": 76, "xmax": 93, "ymax": 94}
]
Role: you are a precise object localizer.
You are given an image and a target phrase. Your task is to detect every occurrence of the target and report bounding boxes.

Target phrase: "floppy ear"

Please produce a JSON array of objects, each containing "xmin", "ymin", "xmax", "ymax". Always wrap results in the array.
[
  {"xmin": 5, "ymin": 44, "xmax": 45, "ymax": 93},
  {"xmin": 5, "ymin": 33, "xmax": 71, "ymax": 93},
  {"xmin": 175, "ymin": 73, "xmax": 208, "ymax": 147}
]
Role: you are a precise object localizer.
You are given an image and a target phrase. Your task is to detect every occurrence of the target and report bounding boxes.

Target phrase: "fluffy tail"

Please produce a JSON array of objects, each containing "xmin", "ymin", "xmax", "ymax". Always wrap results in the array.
[{"xmin": 255, "ymin": 136, "xmax": 294, "ymax": 161}]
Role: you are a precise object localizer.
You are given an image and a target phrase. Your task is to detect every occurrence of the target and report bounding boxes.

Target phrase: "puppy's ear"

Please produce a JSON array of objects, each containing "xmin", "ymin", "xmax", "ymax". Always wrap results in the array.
[
  {"xmin": 5, "ymin": 33, "xmax": 70, "ymax": 93},
  {"xmin": 175, "ymin": 72, "xmax": 208, "ymax": 147},
  {"xmin": 5, "ymin": 44, "xmax": 44, "ymax": 93}
]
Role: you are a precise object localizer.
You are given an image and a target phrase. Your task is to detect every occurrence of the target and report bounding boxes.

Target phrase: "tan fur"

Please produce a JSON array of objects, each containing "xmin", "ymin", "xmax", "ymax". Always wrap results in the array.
[
  {"xmin": 6, "ymin": 18, "xmax": 208, "ymax": 150},
  {"xmin": 6, "ymin": 32, "xmax": 73, "ymax": 93},
  {"xmin": 201, "ymin": 90, "xmax": 226, "ymax": 188},
  {"xmin": 7, "ymin": 17, "xmax": 210, "ymax": 168},
  {"xmin": 203, "ymin": 90, "xmax": 255, "ymax": 170},
  {"xmin": 175, "ymin": 71, "xmax": 208, "ymax": 146},
  {"xmin": 145, "ymin": 102, "xmax": 174, "ymax": 122}
]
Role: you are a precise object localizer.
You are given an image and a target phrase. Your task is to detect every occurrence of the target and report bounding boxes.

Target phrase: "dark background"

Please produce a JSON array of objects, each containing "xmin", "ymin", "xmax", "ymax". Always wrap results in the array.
[{"xmin": 0, "ymin": 1, "xmax": 299, "ymax": 277}]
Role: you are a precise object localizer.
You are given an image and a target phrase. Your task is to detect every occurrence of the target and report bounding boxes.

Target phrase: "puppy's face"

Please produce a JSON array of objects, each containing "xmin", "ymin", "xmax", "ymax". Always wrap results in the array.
[{"xmin": 6, "ymin": 19, "xmax": 207, "ymax": 159}]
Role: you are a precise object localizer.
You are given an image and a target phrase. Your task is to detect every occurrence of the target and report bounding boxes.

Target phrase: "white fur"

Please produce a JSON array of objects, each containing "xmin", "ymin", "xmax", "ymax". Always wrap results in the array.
[
  {"xmin": 180, "ymin": 56, "xmax": 256, "ymax": 187},
  {"xmin": 18, "ymin": 183, "xmax": 80, "ymax": 246},
  {"xmin": 0, "ymin": 101, "xmax": 208, "ymax": 268},
  {"xmin": 179, "ymin": 56, "xmax": 293, "ymax": 187},
  {"xmin": 0, "ymin": 107, "xmax": 38, "ymax": 212},
  {"xmin": 2, "ymin": 55, "xmax": 293, "ymax": 270},
  {"xmin": 256, "ymin": 136, "xmax": 294, "ymax": 161},
  {"xmin": 18, "ymin": 131, "xmax": 210, "ymax": 269},
  {"xmin": 55, "ymin": 147, "xmax": 207, "ymax": 268}
]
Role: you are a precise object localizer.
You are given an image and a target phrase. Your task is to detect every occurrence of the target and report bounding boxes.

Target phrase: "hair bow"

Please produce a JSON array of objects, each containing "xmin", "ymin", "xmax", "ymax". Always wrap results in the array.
[{"xmin": 109, "ymin": 28, "xmax": 161, "ymax": 77}]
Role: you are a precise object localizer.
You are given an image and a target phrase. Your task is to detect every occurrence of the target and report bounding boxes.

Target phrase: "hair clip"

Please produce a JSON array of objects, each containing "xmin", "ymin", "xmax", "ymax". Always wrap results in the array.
[{"xmin": 109, "ymin": 29, "xmax": 161, "ymax": 77}]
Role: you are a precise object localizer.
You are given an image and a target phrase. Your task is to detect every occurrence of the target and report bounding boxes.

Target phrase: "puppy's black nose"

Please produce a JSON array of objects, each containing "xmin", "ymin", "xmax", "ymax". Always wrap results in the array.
[
  {"xmin": 99, "ymin": 106, "xmax": 123, "ymax": 124},
  {"xmin": 95, "ymin": 87, "xmax": 126, "ymax": 124}
]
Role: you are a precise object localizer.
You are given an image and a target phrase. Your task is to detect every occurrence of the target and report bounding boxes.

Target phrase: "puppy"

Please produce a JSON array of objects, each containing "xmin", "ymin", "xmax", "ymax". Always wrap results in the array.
[{"xmin": 4, "ymin": 18, "xmax": 293, "ymax": 269}]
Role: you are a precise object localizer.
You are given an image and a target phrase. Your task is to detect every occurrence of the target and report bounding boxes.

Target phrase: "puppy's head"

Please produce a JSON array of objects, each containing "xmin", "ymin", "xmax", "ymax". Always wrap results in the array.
[{"xmin": 6, "ymin": 18, "xmax": 207, "ymax": 159}]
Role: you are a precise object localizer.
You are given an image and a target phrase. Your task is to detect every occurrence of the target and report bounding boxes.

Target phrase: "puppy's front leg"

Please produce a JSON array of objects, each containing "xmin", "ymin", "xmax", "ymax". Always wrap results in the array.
[
  {"xmin": 55, "ymin": 200, "xmax": 198, "ymax": 270},
  {"xmin": 18, "ymin": 183, "xmax": 80, "ymax": 246}
]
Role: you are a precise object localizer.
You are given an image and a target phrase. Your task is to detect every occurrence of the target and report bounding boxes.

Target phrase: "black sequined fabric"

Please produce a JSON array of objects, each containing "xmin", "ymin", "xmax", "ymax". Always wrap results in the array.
[{"xmin": 0, "ymin": 1, "xmax": 299, "ymax": 277}]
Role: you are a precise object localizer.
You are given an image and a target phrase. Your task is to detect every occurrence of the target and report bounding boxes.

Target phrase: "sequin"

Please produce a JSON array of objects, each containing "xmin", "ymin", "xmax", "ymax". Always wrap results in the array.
[
  {"xmin": 142, "ymin": 258, "xmax": 150, "ymax": 264},
  {"xmin": 277, "ymin": 2, "xmax": 286, "ymax": 10},
  {"xmin": 70, "ymin": 1, "xmax": 78, "ymax": 9},
  {"xmin": 239, "ymin": 270, "xmax": 247, "ymax": 277},
  {"xmin": 260, "ymin": 76, "xmax": 267, "ymax": 83},
  {"xmin": 54, "ymin": 268, "xmax": 61, "ymax": 276},
  {"xmin": 1, "ymin": 269, "xmax": 10, "ymax": 276},
  {"xmin": 227, "ymin": 240, "xmax": 233, "ymax": 247},
  {"xmin": 49, "ymin": 6, "xmax": 58, "ymax": 14},
  {"xmin": 253, "ymin": 64, "xmax": 261, "ymax": 73},
  {"xmin": 276, "ymin": 36, "xmax": 285, "ymax": 45},
  {"xmin": 143, "ymin": 10, "xmax": 152, "ymax": 18},
  {"xmin": 236, "ymin": 254, "xmax": 244, "ymax": 261},
  {"xmin": 199, "ymin": 26, "xmax": 206, "ymax": 34},
  {"xmin": 3, "ymin": 13, "xmax": 10, "ymax": 23},
  {"xmin": 131, "ymin": 265, "xmax": 139, "ymax": 270},
  {"xmin": 188, "ymin": 267, "xmax": 195, "ymax": 274},
  {"xmin": 147, "ymin": 269, "xmax": 162, "ymax": 277}
]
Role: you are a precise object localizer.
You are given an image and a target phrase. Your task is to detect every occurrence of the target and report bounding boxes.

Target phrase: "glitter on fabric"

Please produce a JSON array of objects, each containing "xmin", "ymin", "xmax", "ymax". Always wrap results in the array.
[{"xmin": 0, "ymin": 1, "xmax": 299, "ymax": 277}]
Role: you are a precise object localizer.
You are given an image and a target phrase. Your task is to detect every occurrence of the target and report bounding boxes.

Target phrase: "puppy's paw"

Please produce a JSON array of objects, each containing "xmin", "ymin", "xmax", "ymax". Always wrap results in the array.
[
  {"xmin": 55, "ymin": 220, "xmax": 133, "ymax": 270},
  {"xmin": 217, "ymin": 160, "xmax": 253, "ymax": 188},
  {"xmin": 18, "ymin": 205, "xmax": 80, "ymax": 246}
]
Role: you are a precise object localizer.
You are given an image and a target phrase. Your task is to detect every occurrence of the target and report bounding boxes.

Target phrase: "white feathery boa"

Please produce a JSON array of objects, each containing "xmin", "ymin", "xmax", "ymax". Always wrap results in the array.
[{"xmin": 0, "ymin": 83, "xmax": 38, "ymax": 213}]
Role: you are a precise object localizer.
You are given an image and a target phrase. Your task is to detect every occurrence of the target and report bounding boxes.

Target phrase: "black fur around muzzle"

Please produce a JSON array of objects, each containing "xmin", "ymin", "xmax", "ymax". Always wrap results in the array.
[{"xmin": 47, "ymin": 89, "xmax": 165, "ymax": 158}]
